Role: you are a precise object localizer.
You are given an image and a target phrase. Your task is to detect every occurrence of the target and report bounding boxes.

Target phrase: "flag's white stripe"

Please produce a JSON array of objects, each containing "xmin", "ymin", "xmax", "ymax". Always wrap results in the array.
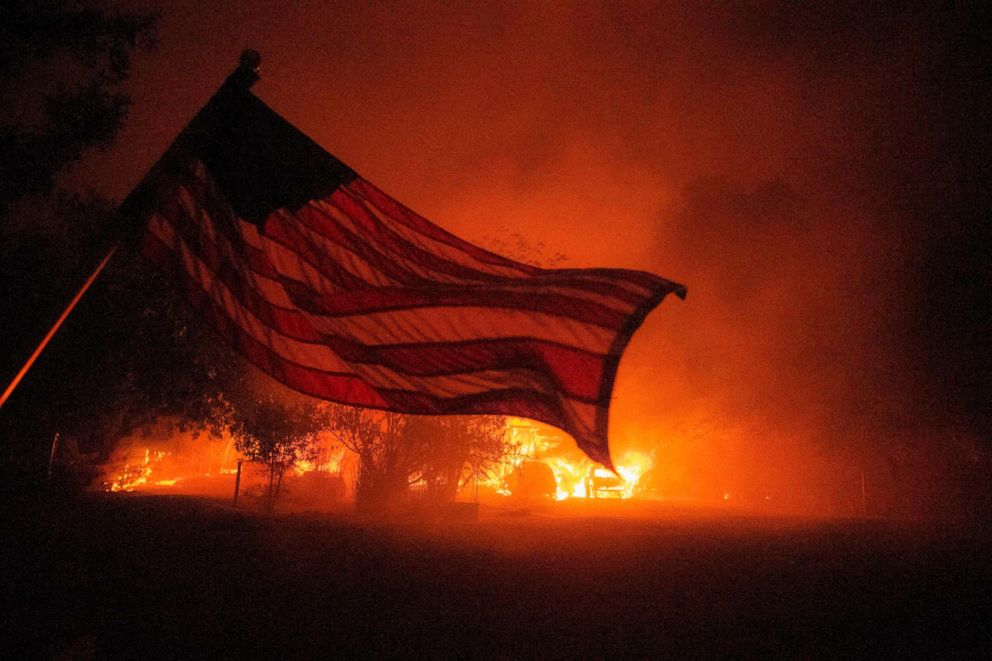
[
  {"xmin": 348, "ymin": 179, "xmax": 539, "ymax": 278},
  {"xmin": 172, "ymin": 184, "xmax": 349, "ymax": 295},
  {"xmin": 309, "ymin": 303, "xmax": 614, "ymax": 355},
  {"xmin": 306, "ymin": 200, "xmax": 459, "ymax": 284},
  {"xmin": 268, "ymin": 209, "xmax": 401, "ymax": 288},
  {"xmin": 152, "ymin": 211, "xmax": 297, "ymax": 308},
  {"xmin": 151, "ymin": 215, "xmax": 602, "ymax": 403},
  {"xmin": 318, "ymin": 193, "xmax": 531, "ymax": 281},
  {"xmin": 239, "ymin": 210, "xmax": 381, "ymax": 290}
]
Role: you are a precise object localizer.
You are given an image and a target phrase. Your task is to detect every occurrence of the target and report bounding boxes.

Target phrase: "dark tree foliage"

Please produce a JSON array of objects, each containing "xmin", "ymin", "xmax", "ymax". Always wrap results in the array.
[
  {"xmin": 1, "ymin": 1, "xmax": 156, "ymax": 385},
  {"xmin": 0, "ymin": 4, "xmax": 250, "ymax": 481},
  {"xmin": 0, "ymin": 1, "xmax": 157, "ymax": 214}
]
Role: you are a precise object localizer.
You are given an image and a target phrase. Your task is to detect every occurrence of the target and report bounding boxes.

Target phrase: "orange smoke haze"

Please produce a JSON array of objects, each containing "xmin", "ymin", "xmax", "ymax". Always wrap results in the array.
[{"xmin": 69, "ymin": 3, "xmax": 986, "ymax": 515}]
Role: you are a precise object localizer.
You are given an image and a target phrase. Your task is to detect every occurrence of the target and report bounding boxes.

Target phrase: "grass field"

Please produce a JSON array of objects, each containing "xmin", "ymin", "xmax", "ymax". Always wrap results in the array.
[{"xmin": 2, "ymin": 494, "xmax": 989, "ymax": 659}]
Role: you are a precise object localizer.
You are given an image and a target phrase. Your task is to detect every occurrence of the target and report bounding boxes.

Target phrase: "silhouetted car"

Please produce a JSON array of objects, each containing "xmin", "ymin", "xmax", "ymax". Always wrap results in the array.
[
  {"xmin": 586, "ymin": 466, "xmax": 624, "ymax": 498},
  {"xmin": 508, "ymin": 461, "xmax": 558, "ymax": 499}
]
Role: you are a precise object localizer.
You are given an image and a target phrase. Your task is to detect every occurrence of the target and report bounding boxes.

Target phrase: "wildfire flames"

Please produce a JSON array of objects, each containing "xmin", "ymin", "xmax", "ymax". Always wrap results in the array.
[
  {"xmin": 103, "ymin": 419, "xmax": 655, "ymax": 503},
  {"xmin": 101, "ymin": 432, "xmax": 350, "ymax": 500},
  {"xmin": 107, "ymin": 449, "xmax": 169, "ymax": 492}
]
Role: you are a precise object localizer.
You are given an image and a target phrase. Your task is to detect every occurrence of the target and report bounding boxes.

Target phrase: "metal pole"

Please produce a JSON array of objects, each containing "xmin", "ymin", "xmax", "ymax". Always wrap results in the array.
[
  {"xmin": 0, "ymin": 244, "xmax": 119, "ymax": 410},
  {"xmin": 46, "ymin": 432, "xmax": 61, "ymax": 481}
]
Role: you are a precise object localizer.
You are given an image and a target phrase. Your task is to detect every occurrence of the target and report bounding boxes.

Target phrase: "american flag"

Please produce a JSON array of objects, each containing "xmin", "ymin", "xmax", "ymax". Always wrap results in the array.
[{"xmin": 138, "ymin": 69, "xmax": 685, "ymax": 468}]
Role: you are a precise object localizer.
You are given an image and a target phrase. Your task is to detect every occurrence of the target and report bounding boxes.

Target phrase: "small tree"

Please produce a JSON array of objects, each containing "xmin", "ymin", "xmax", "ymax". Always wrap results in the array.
[
  {"xmin": 405, "ymin": 415, "xmax": 510, "ymax": 503},
  {"xmin": 326, "ymin": 404, "xmax": 514, "ymax": 510},
  {"xmin": 230, "ymin": 397, "xmax": 327, "ymax": 511},
  {"xmin": 326, "ymin": 405, "xmax": 411, "ymax": 511}
]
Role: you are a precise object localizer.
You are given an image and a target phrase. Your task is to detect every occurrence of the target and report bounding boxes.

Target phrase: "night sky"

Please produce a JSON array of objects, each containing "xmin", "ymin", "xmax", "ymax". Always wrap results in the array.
[{"xmin": 45, "ymin": 2, "xmax": 992, "ymax": 499}]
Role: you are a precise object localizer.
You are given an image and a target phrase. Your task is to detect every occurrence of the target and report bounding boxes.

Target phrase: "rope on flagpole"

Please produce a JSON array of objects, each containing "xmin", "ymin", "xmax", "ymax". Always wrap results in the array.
[{"xmin": 0, "ymin": 243, "xmax": 119, "ymax": 410}]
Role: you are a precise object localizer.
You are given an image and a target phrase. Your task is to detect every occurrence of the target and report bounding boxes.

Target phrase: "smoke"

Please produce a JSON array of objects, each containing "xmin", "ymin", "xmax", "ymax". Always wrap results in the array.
[{"xmin": 76, "ymin": 2, "xmax": 986, "ymax": 513}]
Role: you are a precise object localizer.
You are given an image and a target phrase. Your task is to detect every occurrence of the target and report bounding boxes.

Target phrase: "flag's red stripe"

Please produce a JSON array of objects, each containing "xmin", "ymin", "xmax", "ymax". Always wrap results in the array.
[
  {"xmin": 274, "ymin": 199, "xmax": 660, "ymax": 315},
  {"xmin": 351, "ymin": 178, "xmax": 539, "ymax": 274},
  {"xmin": 295, "ymin": 284, "xmax": 627, "ymax": 327},
  {"xmin": 325, "ymin": 189, "xmax": 534, "ymax": 281},
  {"xmin": 298, "ymin": 202, "xmax": 444, "ymax": 285},
  {"xmin": 320, "ymin": 334, "xmax": 605, "ymax": 402},
  {"xmin": 258, "ymin": 212, "xmax": 372, "ymax": 290},
  {"xmin": 321, "ymin": 191, "xmax": 527, "ymax": 284},
  {"xmin": 284, "ymin": 206, "xmax": 431, "ymax": 286}
]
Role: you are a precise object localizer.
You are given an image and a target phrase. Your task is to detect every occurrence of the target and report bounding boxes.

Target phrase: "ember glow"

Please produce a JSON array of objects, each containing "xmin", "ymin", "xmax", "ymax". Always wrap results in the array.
[{"xmin": 108, "ymin": 449, "xmax": 168, "ymax": 492}]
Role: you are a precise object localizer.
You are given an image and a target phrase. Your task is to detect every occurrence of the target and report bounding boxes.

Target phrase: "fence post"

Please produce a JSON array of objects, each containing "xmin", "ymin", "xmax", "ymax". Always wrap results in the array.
[{"xmin": 232, "ymin": 459, "xmax": 243, "ymax": 508}]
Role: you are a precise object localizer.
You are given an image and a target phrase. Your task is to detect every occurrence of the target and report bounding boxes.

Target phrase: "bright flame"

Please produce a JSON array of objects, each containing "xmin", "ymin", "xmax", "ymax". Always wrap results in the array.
[
  {"xmin": 108, "ymin": 449, "xmax": 168, "ymax": 492},
  {"xmin": 103, "ymin": 432, "xmax": 349, "ymax": 496},
  {"xmin": 481, "ymin": 419, "xmax": 655, "ymax": 500},
  {"xmin": 292, "ymin": 445, "xmax": 345, "ymax": 476},
  {"xmin": 616, "ymin": 450, "xmax": 653, "ymax": 498}
]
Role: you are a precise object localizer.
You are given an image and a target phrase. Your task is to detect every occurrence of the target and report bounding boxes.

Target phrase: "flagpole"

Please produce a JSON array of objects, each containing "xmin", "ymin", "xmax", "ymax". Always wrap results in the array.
[
  {"xmin": 0, "ymin": 243, "xmax": 119, "ymax": 410},
  {"xmin": 0, "ymin": 51, "xmax": 262, "ymax": 412}
]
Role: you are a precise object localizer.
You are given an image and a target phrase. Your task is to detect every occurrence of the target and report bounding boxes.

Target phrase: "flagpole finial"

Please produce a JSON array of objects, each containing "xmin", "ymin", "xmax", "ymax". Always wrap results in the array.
[
  {"xmin": 239, "ymin": 49, "xmax": 261, "ymax": 74},
  {"xmin": 225, "ymin": 49, "xmax": 261, "ymax": 91}
]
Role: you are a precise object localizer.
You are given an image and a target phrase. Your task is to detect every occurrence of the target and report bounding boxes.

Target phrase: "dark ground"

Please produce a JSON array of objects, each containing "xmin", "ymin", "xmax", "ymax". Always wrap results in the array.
[{"xmin": 1, "ymin": 494, "xmax": 990, "ymax": 659}]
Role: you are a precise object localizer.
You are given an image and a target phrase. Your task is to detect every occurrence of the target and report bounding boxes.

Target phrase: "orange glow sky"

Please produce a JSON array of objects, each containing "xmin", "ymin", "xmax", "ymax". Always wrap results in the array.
[{"xmin": 64, "ymin": 2, "xmax": 989, "ymax": 512}]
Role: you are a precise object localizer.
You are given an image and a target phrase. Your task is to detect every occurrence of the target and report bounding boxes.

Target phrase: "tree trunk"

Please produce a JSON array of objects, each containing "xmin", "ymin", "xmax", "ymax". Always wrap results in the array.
[{"xmin": 275, "ymin": 462, "xmax": 285, "ymax": 500}]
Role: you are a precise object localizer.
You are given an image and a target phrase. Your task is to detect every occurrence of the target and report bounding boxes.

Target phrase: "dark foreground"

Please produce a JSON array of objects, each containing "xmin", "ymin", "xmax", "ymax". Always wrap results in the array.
[{"xmin": 2, "ymin": 495, "xmax": 990, "ymax": 659}]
